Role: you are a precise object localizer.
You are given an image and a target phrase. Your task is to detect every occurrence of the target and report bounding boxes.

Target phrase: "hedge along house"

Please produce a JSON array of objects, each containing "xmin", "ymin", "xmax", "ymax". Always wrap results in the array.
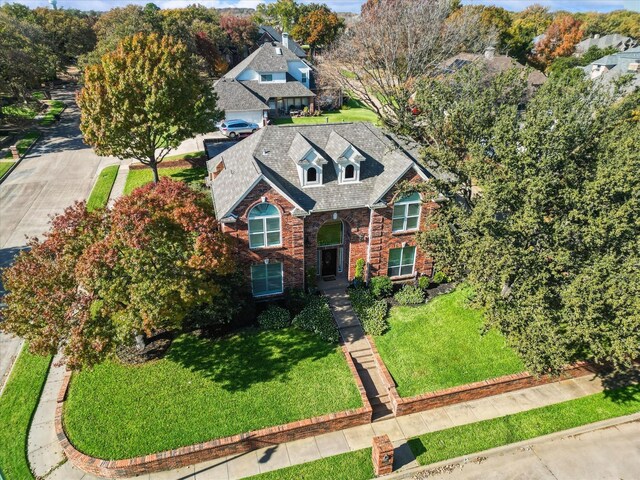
[{"xmin": 207, "ymin": 122, "xmax": 446, "ymax": 298}]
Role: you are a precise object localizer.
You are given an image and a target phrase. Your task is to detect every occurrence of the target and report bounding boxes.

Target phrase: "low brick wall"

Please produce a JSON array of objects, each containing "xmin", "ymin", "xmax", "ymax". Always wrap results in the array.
[
  {"xmin": 55, "ymin": 346, "xmax": 372, "ymax": 478},
  {"xmin": 366, "ymin": 335, "xmax": 597, "ymax": 417}
]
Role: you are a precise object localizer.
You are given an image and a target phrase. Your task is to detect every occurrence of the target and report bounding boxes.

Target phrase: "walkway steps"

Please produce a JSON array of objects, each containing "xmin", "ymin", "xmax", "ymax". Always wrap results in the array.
[{"xmin": 322, "ymin": 278, "xmax": 395, "ymax": 423}]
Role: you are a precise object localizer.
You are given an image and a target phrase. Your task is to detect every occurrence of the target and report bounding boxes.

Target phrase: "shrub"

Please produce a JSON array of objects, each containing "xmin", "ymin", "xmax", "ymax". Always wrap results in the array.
[
  {"xmin": 394, "ymin": 285, "xmax": 425, "ymax": 305},
  {"xmin": 293, "ymin": 296, "xmax": 339, "ymax": 342},
  {"xmin": 418, "ymin": 275, "xmax": 430, "ymax": 291},
  {"xmin": 370, "ymin": 275, "xmax": 393, "ymax": 299},
  {"xmin": 354, "ymin": 258, "xmax": 366, "ymax": 282},
  {"xmin": 306, "ymin": 267, "xmax": 317, "ymax": 293},
  {"xmin": 349, "ymin": 287, "xmax": 389, "ymax": 335},
  {"xmin": 285, "ymin": 288, "xmax": 311, "ymax": 316},
  {"xmin": 433, "ymin": 271, "xmax": 449, "ymax": 284},
  {"xmin": 258, "ymin": 305, "xmax": 291, "ymax": 330}
]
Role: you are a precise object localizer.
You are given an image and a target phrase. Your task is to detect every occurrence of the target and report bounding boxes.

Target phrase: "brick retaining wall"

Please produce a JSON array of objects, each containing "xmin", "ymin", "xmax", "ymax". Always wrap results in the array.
[
  {"xmin": 366, "ymin": 335, "xmax": 597, "ymax": 417},
  {"xmin": 55, "ymin": 345, "xmax": 372, "ymax": 478}
]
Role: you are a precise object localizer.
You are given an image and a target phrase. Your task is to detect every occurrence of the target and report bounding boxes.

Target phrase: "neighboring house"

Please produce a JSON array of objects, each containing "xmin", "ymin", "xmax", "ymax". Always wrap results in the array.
[
  {"xmin": 207, "ymin": 122, "xmax": 446, "ymax": 297},
  {"xmin": 583, "ymin": 46, "xmax": 640, "ymax": 90},
  {"xmin": 576, "ymin": 34, "xmax": 637, "ymax": 55},
  {"xmin": 444, "ymin": 48, "xmax": 547, "ymax": 91},
  {"xmin": 257, "ymin": 26, "xmax": 307, "ymax": 59},
  {"xmin": 214, "ymin": 41, "xmax": 315, "ymax": 126}
]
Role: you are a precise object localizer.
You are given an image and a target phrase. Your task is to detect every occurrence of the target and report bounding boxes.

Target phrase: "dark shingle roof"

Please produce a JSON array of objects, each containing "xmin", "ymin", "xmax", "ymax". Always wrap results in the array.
[
  {"xmin": 214, "ymin": 78, "xmax": 269, "ymax": 111},
  {"xmin": 240, "ymin": 77, "xmax": 315, "ymax": 102},
  {"xmin": 208, "ymin": 123, "xmax": 444, "ymax": 220},
  {"xmin": 224, "ymin": 42, "xmax": 302, "ymax": 79},
  {"xmin": 259, "ymin": 26, "xmax": 307, "ymax": 58}
]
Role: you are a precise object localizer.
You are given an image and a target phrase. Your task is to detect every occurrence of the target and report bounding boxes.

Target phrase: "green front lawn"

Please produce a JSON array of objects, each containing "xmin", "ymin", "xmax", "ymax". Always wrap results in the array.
[
  {"xmin": 375, "ymin": 288, "xmax": 524, "ymax": 396},
  {"xmin": 86, "ymin": 165, "xmax": 119, "ymax": 211},
  {"xmin": 273, "ymin": 99, "xmax": 379, "ymax": 126},
  {"xmin": 249, "ymin": 448, "xmax": 374, "ymax": 480},
  {"xmin": 0, "ymin": 344, "xmax": 52, "ymax": 480},
  {"xmin": 64, "ymin": 328, "xmax": 362, "ymax": 459},
  {"xmin": 0, "ymin": 161, "xmax": 15, "ymax": 178},
  {"xmin": 123, "ymin": 166, "xmax": 206, "ymax": 195},
  {"xmin": 409, "ymin": 383, "xmax": 640, "ymax": 466},
  {"xmin": 3, "ymin": 131, "xmax": 40, "ymax": 159}
]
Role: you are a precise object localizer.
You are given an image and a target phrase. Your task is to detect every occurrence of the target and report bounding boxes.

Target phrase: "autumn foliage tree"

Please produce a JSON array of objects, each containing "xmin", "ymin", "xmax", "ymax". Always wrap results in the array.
[
  {"xmin": 0, "ymin": 179, "xmax": 235, "ymax": 369},
  {"xmin": 530, "ymin": 15, "xmax": 583, "ymax": 70},
  {"xmin": 78, "ymin": 33, "xmax": 220, "ymax": 183},
  {"xmin": 291, "ymin": 7, "xmax": 344, "ymax": 56}
]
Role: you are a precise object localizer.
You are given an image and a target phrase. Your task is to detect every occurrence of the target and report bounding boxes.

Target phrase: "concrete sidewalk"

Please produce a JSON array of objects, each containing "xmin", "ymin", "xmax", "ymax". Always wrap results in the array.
[{"xmin": 31, "ymin": 360, "xmax": 604, "ymax": 480}]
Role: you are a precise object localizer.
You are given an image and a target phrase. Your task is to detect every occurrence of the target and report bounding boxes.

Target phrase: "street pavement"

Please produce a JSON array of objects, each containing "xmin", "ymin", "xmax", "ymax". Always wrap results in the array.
[
  {"xmin": 410, "ymin": 417, "xmax": 640, "ymax": 480},
  {"xmin": 0, "ymin": 87, "xmax": 116, "ymax": 251}
]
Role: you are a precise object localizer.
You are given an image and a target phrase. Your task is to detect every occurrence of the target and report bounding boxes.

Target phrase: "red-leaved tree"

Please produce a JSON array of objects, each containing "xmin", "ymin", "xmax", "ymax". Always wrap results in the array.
[
  {"xmin": 529, "ymin": 15, "xmax": 583, "ymax": 70},
  {"xmin": 0, "ymin": 179, "xmax": 235, "ymax": 369}
]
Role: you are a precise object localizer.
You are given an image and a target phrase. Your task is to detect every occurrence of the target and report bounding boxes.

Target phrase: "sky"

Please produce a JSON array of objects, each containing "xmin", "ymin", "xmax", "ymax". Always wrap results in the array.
[{"xmin": 2, "ymin": 0, "xmax": 637, "ymax": 13}]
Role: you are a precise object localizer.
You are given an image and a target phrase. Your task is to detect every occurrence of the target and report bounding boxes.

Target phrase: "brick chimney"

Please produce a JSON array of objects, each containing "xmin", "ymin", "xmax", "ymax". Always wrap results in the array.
[{"xmin": 282, "ymin": 32, "xmax": 290, "ymax": 51}]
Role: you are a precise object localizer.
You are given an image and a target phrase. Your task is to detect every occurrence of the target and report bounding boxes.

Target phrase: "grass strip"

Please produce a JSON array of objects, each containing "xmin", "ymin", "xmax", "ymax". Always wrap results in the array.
[
  {"xmin": 247, "ymin": 448, "xmax": 374, "ymax": 480},
  {"xmin": 86, "ymin": 165, "xmax": 119, "ymax": 211},
  {"xmin": 3, "ymin": 131, "xmax": 40, "ymax": 159},
  {"xmin": 40, "ymin": 101, "xmax": 66, "ymax": 126},
  {"xmin": 408, "ymin": 383, "xmax": 640, "ymax": 466},
  {"xmin": 0, "ymin": 161, "xmax": 16, "ymax": 178},
  {"xmin": 123, "ymin": 166, "xmax": 206, "ymax": 195},
  {"xmin": 0, "ymin": 344, "xmax": 52, "ymax": 480}
]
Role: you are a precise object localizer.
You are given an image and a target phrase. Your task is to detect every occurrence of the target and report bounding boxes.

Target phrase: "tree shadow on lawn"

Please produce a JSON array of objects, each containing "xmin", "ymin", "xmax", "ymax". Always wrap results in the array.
[
  {"xmin": 166, "ymin": 329, "xmax": 336, "ymax": 393},
  {"xmin": 601, "ymin": 369, "xmax": 640, "ymax": 404},
  {"xmin": 165, "ymin": 167, "xmax": 206, "ymax": 186}
]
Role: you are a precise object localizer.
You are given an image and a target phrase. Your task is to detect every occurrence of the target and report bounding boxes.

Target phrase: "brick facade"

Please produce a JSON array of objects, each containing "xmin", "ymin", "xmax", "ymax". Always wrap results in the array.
[{"xmin": 223, "ymin": 171, "xmax": 437, "ymax": 296}]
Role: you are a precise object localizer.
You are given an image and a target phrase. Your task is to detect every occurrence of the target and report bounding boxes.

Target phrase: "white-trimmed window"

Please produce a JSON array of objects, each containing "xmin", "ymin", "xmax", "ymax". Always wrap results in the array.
[
  {"xmin": 251, "ymin": 263, "xmax": 283, "ymax": 296},
  {"xmin": 392, "ymin": 192, "xmax": 421, "ymax": 232},
  {"xmin": 248, "ymin": 203, "xmax": 281, "ymax": 249},
  {"xmin": 306, "ymin": 167, "xmax": 318, "ymax": 184},
  {"xmin": 344, "ymin": 164, "xmax": 355, "ymax": 180},
  {"xmin": 388, "ymin": 246, "xmax": 416, "ymax": 277},
  {"xmin": 301, "ymin": 71, "xmax": 308, "ymax": 84},
  {"xmin": 260, "ymin": 74, "xmax": 273, "ymax": 82}
]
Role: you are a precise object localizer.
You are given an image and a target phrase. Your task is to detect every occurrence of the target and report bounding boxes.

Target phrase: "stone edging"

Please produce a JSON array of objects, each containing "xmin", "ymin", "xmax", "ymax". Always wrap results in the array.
[
  {"xmin": 366, "ymin": 335, "xmax": 597, "ymax": 417},
  {"xmin": 55, "ymin": 345, "xmax": 372, "ymax": 478},
  {"xmin": 0, "ymin": 131, "xmax": 42, "ymax": 185}
]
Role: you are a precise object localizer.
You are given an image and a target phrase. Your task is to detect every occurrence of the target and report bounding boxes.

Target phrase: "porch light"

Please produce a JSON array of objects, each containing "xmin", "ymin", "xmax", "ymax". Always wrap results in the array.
[
  {"xmin": 261, "ymin": 196, "xmax": 267, "ymax": 203},
  {"xmin": 264, "ymin": 258, "xmax": 270, "ymax": 265},
  {"xmin": 332, "ymin": 212, "xmax": 338, "ymax": 220}
]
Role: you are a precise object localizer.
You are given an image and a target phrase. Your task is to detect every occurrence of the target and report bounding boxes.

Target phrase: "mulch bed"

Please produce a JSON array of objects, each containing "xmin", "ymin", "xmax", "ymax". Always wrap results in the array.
[
  {"xmin": 116, "ymin": 332, "xmax": 174, "ymax": 364},
  {"xmin": 129, "ymin": 157, "xmax": 207, "ymax": 170}
]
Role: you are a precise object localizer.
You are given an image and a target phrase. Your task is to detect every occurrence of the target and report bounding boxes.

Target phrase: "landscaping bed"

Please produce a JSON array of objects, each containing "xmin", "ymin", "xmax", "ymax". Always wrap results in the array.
[
  {"xmin": 374, "ymin": 287, "xmax": 525, "ymax": 397},
  {"xmin": 123, "ymin": 166, "xmax": 206, "ymax": 194},
  {"xmin": 63, "ymin": 328, "xmax": 363, "ymax": 460}
]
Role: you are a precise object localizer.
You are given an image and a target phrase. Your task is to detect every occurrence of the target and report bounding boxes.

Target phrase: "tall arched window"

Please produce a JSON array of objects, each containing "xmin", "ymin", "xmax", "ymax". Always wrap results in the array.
[
  {"xmin": 307, "ymin": 167, "xmax": 318, "ymax": 183},
  {"xmin": 344, "ymin": 164, "xmax": 355, "ymax": 179},
  {"xmin": 392, "ymin": 192, "xmax": 421, "ymax": 232},
  {"xmin": 248, "ymin": 203, "xmax": 281, "ymax": 248}
]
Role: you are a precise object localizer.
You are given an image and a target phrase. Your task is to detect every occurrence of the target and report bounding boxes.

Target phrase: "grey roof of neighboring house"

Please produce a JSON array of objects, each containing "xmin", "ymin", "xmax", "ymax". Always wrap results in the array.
[
  {"xmin": 443, "ymin": 52, "xmax": 547, "ymax": 87},
  {"xmin": 239, "ymin": 76, "xmax": 315, "ymax": 102},
  {"xmin": 576, "ymin": 33, "xmax": 634, "ymax": 53},
  {"xmin": 208, "ymin": 123, "xmax": 446, "ymax": 220},
  {"xmin": 583, "ymin": 47, "xmax": 640, "ymax": 90},
  {"xmin": 214, "ymin": 78, "xmax": 269, "ymax": 112},
  {"xmin": 224, "ymin": 42, "xmax": 303, "ymax": 80},
  {"xmin": 259, "ymin": 25, "xmax": 307, "ymax": 58}
]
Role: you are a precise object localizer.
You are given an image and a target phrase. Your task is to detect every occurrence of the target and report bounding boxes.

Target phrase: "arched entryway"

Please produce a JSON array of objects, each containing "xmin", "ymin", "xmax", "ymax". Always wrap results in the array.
[{"xmin": 317, "ymin": 220, "xmax": 349, "ymax": 278}]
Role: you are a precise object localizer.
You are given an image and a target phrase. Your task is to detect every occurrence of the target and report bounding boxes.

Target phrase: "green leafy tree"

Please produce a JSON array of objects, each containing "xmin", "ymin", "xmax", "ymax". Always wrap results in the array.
[
  {"xmin": 548, "ymin": 45, "xmax": 619, "ymax": 75},
  {"xmin": 418, "ymin": 72, "xmax": 640, "ymax": 375},
  {"xmin": 506, "ymin": 4, "xmax": 552, "ymax": 63},
  {"xmin": 255, "ymin": 0, "xmax": 302, "ymax": 32},
  {"xmin": 0, "ymin": 179, "xmax": 235, "ymax": 369},
  {"xmin": 78, "ymin": 33, "xmax": 220, "ymax": 183}
]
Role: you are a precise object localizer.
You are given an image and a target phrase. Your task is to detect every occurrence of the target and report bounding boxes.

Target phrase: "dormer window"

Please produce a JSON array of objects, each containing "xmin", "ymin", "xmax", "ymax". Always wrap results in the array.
[
  {"xmin": 307, "ymin": 167, "xmax": 318, "ymax": 183},
  {"xmin": 344, "ymin": 164, "xmax": 355, "ymax": 180},
  {"xmin": 260, "ymin": 74, "xmax": 273, "ymax": 82}
]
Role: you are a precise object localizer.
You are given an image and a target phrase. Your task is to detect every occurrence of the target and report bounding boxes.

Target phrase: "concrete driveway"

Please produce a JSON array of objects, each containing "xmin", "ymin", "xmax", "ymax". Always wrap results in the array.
[{"xmin": 0, "ymin": 87, "xmax": 116, "ymax": 251}]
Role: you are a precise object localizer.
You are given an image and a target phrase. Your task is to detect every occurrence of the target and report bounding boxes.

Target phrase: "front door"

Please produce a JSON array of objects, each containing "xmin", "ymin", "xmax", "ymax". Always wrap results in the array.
[{"xmin": 321, "ymin": 248, "xmax": 337, "ymax": 277}]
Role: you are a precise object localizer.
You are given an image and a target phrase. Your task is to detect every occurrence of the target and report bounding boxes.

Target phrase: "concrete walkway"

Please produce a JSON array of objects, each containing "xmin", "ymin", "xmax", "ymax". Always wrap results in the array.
[
  {"xmin": 107, "ymin": 162, "xmax": 129, "ymax": 207},
  {"xmin": 0, "ymin": 333, "xmax": 23, "ymax": 395},
  {"xmin": 320, "ymin": 278, "xmax": 395, "ymax": 420},
  {"xmin": 30, "ymin": 361, "xmax": 606, "ymax": 480}
]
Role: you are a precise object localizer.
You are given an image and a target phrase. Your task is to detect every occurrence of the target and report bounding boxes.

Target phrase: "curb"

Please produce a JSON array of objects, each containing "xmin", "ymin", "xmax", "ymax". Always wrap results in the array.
[
  {"xmin": 0, "ymin": 131, "xmax": 43, "ymax": 185},
  {"xmin": 383, "ymin": 412, "xmax": 640, "ymax": 479}
]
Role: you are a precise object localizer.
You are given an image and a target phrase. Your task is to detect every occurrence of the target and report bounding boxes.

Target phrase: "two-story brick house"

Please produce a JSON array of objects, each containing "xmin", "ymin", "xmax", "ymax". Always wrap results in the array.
[{"xmin": 207, "ymin": 122, "xmax": 443, "ymax": 297}]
